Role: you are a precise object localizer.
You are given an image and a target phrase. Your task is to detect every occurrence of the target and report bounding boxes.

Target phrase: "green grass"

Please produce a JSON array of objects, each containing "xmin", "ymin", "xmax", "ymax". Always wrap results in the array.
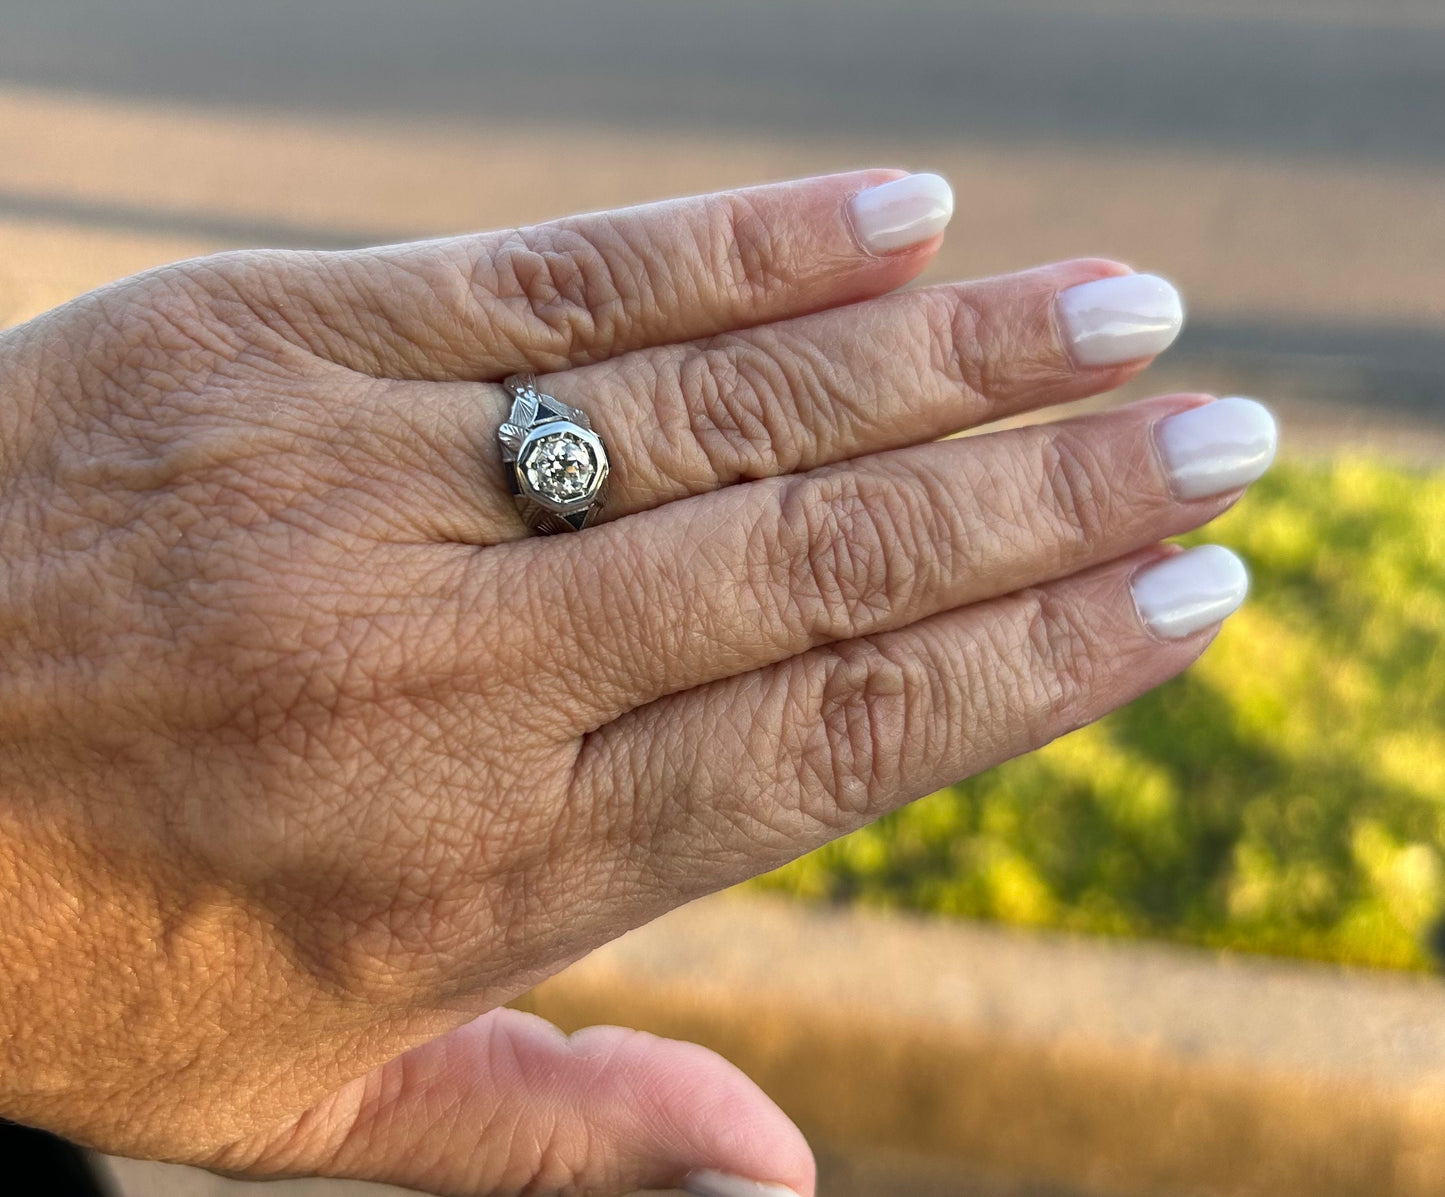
[{"xmin": 752, "ymin": 458, "xmax": 1445, "ymax": 970}]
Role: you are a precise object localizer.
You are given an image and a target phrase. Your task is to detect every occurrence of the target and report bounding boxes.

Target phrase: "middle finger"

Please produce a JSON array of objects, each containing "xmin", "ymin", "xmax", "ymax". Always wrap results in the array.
[{"xmin": 478, "ymin": 392, "xmax": 1277, "ymax": 728}]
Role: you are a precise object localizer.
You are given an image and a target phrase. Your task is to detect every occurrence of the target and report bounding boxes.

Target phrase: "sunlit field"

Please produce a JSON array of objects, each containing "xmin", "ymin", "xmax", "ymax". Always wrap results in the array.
[{"xmin": 758, "ymin": 459, "xmax": 1445, "ymax": 970}]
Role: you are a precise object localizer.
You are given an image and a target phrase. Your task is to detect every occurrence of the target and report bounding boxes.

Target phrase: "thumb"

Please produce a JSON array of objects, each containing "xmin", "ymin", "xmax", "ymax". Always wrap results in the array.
[{"xmin": 214, "ymin": 1008, "xmax": 815, "ymax": 1197}]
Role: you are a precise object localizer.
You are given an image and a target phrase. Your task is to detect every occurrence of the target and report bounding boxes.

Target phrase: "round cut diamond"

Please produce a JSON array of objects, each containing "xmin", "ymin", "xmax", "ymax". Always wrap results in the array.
[{"xmin": 521, "ymin": 431, "xmax": 596, "ymax": 504}]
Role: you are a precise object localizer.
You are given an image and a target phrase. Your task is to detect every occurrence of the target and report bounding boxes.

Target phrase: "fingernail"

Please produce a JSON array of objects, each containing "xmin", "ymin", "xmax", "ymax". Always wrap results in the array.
[
  {"xmin": 1155, "ymin": 397, "xmax": 1279, "ymax": 499},
  {"xmin": 683, "ymin": 1169, "xmax": 803, "ymax": 1197},
  {"xmin": 848, "ymin": 173, "xmax": 954, "ymax": 254},
  {"xmin": 1058, "ymin": 273, "xmax": 1184, "ymax": 366},
  {"xmin": 1131, "ymin": 545, "xmax": 1249, "ymax": 640}
]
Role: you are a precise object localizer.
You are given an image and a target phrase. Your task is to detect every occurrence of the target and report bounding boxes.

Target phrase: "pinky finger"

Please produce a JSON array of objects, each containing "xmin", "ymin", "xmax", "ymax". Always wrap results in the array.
[{"xmin": 576, "ymin": 545, "xmax": 1247, "ymax": 896}]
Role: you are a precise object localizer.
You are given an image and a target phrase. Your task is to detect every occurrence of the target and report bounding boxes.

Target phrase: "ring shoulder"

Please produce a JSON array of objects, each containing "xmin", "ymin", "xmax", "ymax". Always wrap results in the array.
[{"xmin": 497, "ymin": 422, "xmax": 527, "ymax": 457}]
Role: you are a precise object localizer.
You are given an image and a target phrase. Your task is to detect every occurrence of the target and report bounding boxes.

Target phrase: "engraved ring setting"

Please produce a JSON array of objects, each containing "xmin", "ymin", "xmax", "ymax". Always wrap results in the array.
[{"xmin": 498, "ymin": 373, "xmax": 610, "ymax": 535}]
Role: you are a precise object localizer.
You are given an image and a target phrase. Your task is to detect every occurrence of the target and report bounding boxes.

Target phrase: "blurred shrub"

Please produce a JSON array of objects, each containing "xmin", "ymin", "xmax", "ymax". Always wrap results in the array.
[{"xmin": 753, "ymin": 458, "xmax": 1445, "ymax": 970}]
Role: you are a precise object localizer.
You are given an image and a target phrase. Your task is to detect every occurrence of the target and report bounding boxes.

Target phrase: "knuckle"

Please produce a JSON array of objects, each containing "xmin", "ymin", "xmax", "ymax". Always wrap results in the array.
[
  {"xmin": 1020, "ymin": 586, "xmax": 1100, "ymax": 731},
  {"xmin": 75, "ymin": 268, "xmax": 243, "ymax": 397},
  {"xmin": 53, "ymin": 254, "xmax": 328, "ymax": 440},
  {"xmin": 165, "ymin": 251, "xmax": 342, "ymax": 363},
  {"xmin": 711, "ymin": 190, "xmax": 794, "ymax": 304},
  {"xmin": 461, "ymin": 191, "xmax": 793, "ymax": 365},
  {"xmin": 927, "ymin": 278, "xmax": 1069, "ymax": 411},
  {"xmin": 1037, "ymin": 427, "xmax": 1113, "ymax": 553},
  {"xmin": 761, "ymin": 469, "xmax": 929, "ymax": 640},
  {"xmin": 928, "ymin": 286, "xmax": 991, "ymax": 402},
  {"xmin": 481, "ymin": 225, "xmax": 635, "ymax": 360},
  {"xmin": 673, "ymin": 340, "xmax": 798, "ymax": 484},
  {"xmin": 799, "ymin": 639, "xmax": 921, "ymax": 822}
]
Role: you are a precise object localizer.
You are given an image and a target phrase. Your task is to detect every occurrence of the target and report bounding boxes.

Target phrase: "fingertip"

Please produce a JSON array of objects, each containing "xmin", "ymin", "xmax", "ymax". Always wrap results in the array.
[
  {"xmin": 683, "ymin": 1168, "xmax": 808, "ymax": 1197},
  {"xmin": 1154, "ymin": 396, "xmax": 1279, "ymax": 500},
  {"xmin": 1131, "ymin": 544, "xmax": 1249, "ymax": 641},
  {"xmin": 562, "ymin": 1024, "xmax": 816, "ymax": 1197},
  {"xmin": 846, "ymin": 171, "xmax": 954, "ymax": 256},
  {"xmin": 1057, "ymin": 271, "xmax": 1185, "ymax": 367}
]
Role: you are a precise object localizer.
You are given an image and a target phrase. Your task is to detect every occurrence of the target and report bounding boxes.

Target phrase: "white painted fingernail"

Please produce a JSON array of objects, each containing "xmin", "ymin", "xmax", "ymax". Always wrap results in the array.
[
  {"xmin": 683, "ymin": 1169, "xmax": 803, "ymax": 1197},
  {"xmin": 1156, "ymin": 397, "xmax": 1279, "ymax": 500},
  {"xmin": 1058, "ymin": 273, "xmax": 1184, "ymax": 366},
  {"xmin": 1132, "ymin": 545, "xmax": 1249, "ymax": 640},
  {"xmin": 848, "ymin": 173, "xmax": 954, "ymax": 254}
]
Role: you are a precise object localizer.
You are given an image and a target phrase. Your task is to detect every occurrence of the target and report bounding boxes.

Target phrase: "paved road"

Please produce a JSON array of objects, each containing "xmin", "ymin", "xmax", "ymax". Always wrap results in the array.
[
  {"xmin": 1, "ymin": 0, "xmax": 1443, "ymax": 445},
  {"xmin": 4, "ymin": 0, "xmax": 1445, "ymax": 163}
]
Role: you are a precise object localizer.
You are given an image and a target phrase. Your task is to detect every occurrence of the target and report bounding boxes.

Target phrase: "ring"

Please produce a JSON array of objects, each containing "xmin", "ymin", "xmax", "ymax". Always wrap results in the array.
[{"xmin": 498, "ymin": 373, "xmax": 610, "ymax": 535}]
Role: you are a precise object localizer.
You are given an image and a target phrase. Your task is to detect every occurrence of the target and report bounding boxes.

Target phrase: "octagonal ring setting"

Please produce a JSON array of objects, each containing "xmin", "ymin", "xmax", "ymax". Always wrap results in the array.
[{"xmin": 498, "ymin": 373, "xmax": 610, "ymax": 535}]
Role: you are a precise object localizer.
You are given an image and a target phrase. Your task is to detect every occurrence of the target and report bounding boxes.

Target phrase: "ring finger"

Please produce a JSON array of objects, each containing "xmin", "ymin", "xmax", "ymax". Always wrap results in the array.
[{"xmin": 368, "ymin": 259, "xmax": 1183, "ymax": 544}]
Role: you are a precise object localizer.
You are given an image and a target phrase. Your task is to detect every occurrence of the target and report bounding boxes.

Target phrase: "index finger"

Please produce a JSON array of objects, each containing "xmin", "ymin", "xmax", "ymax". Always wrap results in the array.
[{"xmin": 238, "ymin": 170, "xmax": 954, "ymax": 381}]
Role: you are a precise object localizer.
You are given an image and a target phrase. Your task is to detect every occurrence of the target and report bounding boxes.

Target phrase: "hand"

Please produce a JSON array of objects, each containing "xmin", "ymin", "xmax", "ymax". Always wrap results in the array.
[{"xmin": 0, "ymin": 170, "xmax": 1273, "ymax": 1195}]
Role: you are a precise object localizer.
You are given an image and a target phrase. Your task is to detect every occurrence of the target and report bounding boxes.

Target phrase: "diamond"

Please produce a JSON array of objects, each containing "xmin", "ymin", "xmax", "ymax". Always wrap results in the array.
[{"xmin": 521, "ymin": 431, "xmax": 597, "ymax": 504}]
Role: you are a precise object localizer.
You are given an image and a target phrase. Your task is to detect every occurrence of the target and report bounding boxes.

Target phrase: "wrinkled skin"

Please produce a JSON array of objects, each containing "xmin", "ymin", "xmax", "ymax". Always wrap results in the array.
[{"xmin": 0, "ymin": 171, "xmax": 1243, "ymax": 1195}]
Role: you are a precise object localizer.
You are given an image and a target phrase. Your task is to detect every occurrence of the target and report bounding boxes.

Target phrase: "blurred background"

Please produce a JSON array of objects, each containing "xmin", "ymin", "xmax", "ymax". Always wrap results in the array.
[{"xmin": 1, "ymin": 1, "xmax": 1442, "ymax": 1194}]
